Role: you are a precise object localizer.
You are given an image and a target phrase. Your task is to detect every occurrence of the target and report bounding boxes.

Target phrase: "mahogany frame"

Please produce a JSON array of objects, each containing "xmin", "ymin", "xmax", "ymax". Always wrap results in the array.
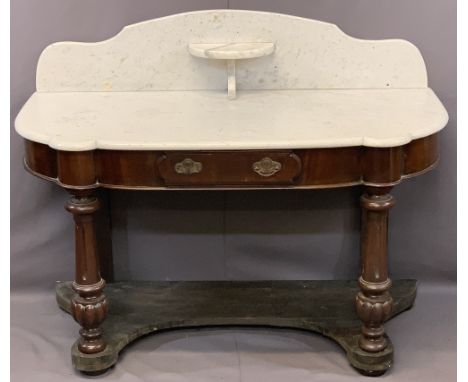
[
  {"xmin": 24, "ymin": 134, "xmax": 438, "ymax": 190},
  {"xmin": 22, "ymin": 133, "xmax": 439, "ymax": 375}
]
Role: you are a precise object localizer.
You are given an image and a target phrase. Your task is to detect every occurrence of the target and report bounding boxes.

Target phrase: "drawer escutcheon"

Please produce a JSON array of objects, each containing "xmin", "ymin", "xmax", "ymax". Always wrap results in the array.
[
  {"xmin": 174, "ymin": 158, "xmax": 203, "ymax": 175},
  {"xmin": 252, "ymin": 157, "xmax": 282, "ymax": 177}
]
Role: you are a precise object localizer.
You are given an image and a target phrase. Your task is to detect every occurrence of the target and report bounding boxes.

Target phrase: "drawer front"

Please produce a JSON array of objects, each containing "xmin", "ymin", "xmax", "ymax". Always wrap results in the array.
[{"xmin": 157, "ymin": 151, "xmax": 302, "ymax": 186}]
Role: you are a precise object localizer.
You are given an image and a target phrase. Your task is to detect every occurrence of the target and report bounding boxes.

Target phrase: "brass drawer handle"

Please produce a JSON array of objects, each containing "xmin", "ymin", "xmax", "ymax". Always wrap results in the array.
[
  {"xmin": 252, "ymin": 157, "xmax": 282, "ymax": 177},
  {"xmin": 174, "ymin": 158, "xmax": 202, "ymax": 175}
]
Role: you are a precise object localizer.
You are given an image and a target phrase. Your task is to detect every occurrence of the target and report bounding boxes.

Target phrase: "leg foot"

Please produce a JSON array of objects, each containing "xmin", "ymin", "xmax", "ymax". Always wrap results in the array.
[
  {"xmin": 347, "ymin": 335, "xmax": 393, "ymax": 376},
  {"xmin": 356, "ymin": 368, "xmax": 388, "ymax": 377},
  {"xmin": 80, "ymin": 367, "xmax": 113, "ymax": 376}
]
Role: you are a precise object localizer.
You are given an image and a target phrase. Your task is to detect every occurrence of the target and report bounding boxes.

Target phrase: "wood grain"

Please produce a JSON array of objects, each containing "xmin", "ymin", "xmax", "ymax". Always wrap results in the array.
[
  {"xmin": 23, "ymin": 134, "xmax": 439, "ymax": 190},
  {"xmin": 65, "ymin": 192, "xmax": 107, "ymax": 354},
  {"xmin": 356, "ymin": 186, "xmax": 394, "ymax": 353}
]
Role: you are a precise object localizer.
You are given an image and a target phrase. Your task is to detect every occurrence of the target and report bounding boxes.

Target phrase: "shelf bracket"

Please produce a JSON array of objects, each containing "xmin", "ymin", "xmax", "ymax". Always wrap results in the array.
[{"xmin": 188, "ymin": 42, "xmax": 275, "ymax": 100}]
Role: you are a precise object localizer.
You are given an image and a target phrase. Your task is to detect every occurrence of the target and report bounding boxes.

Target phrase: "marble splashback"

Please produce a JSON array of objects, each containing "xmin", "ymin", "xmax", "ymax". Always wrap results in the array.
[{"xmin": 36, "ymin": 10, "xmax": 428, "ymax": 92}]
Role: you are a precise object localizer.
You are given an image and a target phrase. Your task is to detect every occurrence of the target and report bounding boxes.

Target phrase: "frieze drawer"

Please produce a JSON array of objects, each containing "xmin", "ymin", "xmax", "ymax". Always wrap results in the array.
[{"xmin": 157, "ymin": 151, "xmax": 302, "ymax": 186}]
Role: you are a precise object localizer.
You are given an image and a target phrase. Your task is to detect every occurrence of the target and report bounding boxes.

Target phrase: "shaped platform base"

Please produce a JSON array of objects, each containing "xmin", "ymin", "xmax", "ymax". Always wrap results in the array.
[{"xmin": 56, "ymin": 280, "xmax": 417, "ymax": 375}]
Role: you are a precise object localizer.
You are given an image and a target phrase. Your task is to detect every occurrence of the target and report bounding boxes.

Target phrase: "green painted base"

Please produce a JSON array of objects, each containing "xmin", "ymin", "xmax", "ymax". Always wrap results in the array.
[{"xmin": 56, "ymin": 280, "xmax": 416, "ymax": 375}]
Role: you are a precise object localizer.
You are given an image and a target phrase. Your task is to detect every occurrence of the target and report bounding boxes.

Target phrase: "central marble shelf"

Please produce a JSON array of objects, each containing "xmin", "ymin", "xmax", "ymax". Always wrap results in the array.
[
  {"xmin": 188, "ymin": 42, "xmax": 275, "ymax": 59},
  {"xmin": 15, "ymin": 88, "xmax": 448, "ymax": 151},
  {"xmin": 188, "ymin": 42, "xmax": 276, "ymax": 99}
]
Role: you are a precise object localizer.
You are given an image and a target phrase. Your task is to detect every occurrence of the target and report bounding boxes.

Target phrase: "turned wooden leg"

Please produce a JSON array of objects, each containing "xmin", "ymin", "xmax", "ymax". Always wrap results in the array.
[
  {"xmin": 356, "ymin": 186, "xmax": 394, "ymax": 353},
  {"xmin": 66, "ymin": 191, "xmax": 108, "ymax": 354},
  {"xmin": 95, "ymin": 189, "xmax": 114, "ymax": 283}
]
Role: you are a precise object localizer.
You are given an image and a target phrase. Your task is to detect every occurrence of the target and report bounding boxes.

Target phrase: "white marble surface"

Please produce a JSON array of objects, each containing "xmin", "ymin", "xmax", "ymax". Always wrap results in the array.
[
  {"xmin": 17, "ymin": 10, "xmax": 448, "ymax": 151},
  {"xmin": 15, "ymin": 89, "xmax": 448, "ymax": 151},
  {"xmin": 36, "ymin": 10, "xmax": 428, "ymax": 92}
]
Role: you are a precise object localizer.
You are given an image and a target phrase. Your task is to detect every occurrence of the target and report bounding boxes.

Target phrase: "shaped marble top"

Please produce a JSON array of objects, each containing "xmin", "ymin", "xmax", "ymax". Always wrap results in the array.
[
  {"xmin": 15, "ymin": 89, "xmax": 447, "ymax": 151},
  {"xmin": 15, "ymin": 10, "xmax": 448, "ymax": 151}
]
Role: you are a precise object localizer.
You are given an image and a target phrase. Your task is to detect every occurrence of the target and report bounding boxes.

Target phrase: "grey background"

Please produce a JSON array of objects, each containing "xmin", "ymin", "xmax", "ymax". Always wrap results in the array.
[{"xmin": 11, "ymin": 1, "xmax": 456, "ymax": 381}]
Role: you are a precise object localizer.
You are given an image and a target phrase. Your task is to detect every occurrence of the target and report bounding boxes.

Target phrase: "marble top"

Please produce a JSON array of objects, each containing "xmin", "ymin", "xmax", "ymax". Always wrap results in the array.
[
  {"xmin": 15, "ymin": 10, "xmax": 448, "ymax": 151},
  {"xmin": 15, "ymin": 89, "xmax": 447, "ymax": 151}
]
